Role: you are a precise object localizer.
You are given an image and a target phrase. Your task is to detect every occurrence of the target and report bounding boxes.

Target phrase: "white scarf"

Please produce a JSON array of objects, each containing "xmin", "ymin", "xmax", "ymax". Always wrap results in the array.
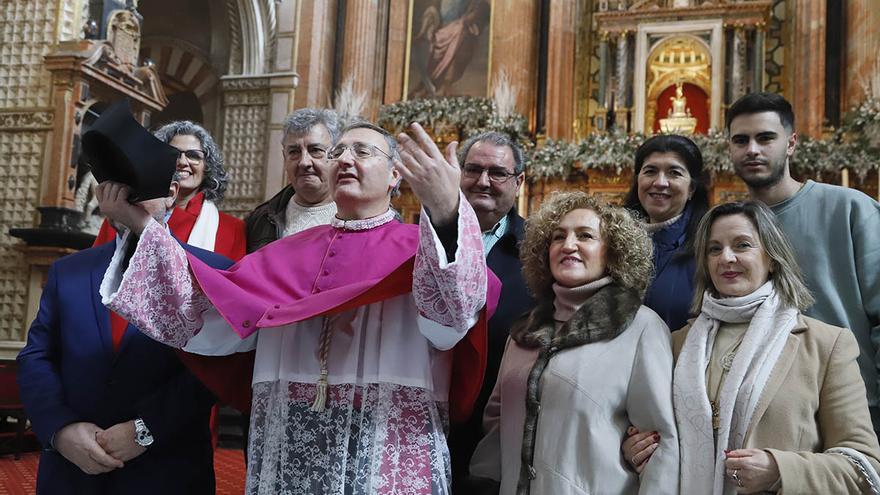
[
  {"xmin": 674, "ymin": 281, "xmax": 797, "ymax": 495},
  {"xmin": 187, "ymin": 198, "xmax": 219, "ymax": 251}
]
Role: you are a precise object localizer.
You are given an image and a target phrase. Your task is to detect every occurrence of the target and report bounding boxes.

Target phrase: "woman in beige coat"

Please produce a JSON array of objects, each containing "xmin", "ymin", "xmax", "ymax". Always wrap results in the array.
[
  {"xmin": 470, "ymin": 192, "xmax": 679, "ymax": 494},
  {"xmin": 626, "ymin": 200, "xmax": 880, "ymax": 494}
]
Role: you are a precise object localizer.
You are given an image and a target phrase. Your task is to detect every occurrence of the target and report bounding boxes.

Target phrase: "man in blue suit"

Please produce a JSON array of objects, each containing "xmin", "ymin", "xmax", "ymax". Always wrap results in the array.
[{"xmin": 17, "ymin": 175, "xmax": 232, "ymax": 495}]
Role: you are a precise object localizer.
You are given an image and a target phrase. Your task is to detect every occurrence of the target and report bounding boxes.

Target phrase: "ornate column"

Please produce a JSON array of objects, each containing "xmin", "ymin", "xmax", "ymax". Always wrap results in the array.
[
  {"xmin": 730, "ymin": 26, "xmax": 748, "ymax": 100},
  {"xmin": 595, "ymin": 32, "xmax": 610, "ymax": 131},
  {"xmin": 615, "ymin": 31, "xmax": 630, "ymax": 130},
  {"xmin": 791, "ymin": 0, "xmax": 826, "ymax": 137},
  {"xmin": 491, "ymin": 0, "xmax": 540, "ymax": 122},
  {"xmin": 752, "ymin": 26, "xmax": 765, "ymax": 92},
  {"xmin": 339, "ymin": 0, "xmax": 386, "ymax": 119},
  {"xmin": 383, "ymin": 0, "xmax": 410, "ymax": 103},
  {"xmin": 599, "ymin": 33, "xmax": 610, "ymax": 107},
  {"xmin": 259, "ymin": 0, "xmax": 301, "ymax": 201},
  {"xmin": 290, "ymin": 0, "xmax": 337, "ymax": 109},
  {"xmin": 545, "ymin": 0, "xmax": 577, "ymax": 139}
]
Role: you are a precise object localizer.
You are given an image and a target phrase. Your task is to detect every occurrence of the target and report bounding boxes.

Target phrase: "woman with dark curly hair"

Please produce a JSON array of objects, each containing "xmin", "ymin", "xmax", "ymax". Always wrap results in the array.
[
  {"xmin": 624, "ymin": 134, "xmax": 709, "ymax": 332},
  {"xmin": 94, "ymin": 121, "xmax": 246, "ymax": 261},
  {"xmin": 469, "ymin": 192, "xmax": 679, "ymax": 494}
]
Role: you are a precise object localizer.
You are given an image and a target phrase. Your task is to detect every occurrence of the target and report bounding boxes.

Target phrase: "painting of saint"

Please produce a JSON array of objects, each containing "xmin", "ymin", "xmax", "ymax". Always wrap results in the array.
[{"xmin": 406, "ymin": 0, "xmax": 492, "ymax": 99}]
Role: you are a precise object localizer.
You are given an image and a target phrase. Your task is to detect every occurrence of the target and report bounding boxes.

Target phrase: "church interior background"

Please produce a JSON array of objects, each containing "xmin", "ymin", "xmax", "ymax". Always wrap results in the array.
[{"xmin": 0, "ymin": 0, "xmax": 877, "ymax": 366}]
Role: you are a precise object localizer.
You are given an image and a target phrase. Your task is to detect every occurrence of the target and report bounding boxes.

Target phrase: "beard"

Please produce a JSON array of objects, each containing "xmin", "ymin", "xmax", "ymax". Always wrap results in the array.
[{"xmin": 736, "ymin": 157, "xmax": 788, "ymax": 189}]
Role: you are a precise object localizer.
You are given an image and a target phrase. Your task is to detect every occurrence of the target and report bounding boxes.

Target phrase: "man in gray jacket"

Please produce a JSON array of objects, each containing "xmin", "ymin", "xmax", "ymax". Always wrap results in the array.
[{"xmin": 245, "ymin": 108, "xmax": 340, "ymax": 252}]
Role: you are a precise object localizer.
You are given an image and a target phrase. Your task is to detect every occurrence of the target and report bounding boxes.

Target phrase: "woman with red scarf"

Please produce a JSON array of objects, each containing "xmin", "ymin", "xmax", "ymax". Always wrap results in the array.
[{"xmin": 93, "ymin": 121, "xmax": 245, "ymax": 261}]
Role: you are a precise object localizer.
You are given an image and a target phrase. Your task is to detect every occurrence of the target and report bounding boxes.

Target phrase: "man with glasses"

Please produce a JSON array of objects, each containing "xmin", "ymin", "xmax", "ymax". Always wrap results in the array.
[
  {"xmin": 450, "ymin": 131, "xmax": 535, "ymax": 491},
  {"xmin": 96, "ymin": 120, "xmax": 499, "ymax": 494},
  {"xmin": 245, "ymin": 108, "xmax": 341, "ymax": 252}
]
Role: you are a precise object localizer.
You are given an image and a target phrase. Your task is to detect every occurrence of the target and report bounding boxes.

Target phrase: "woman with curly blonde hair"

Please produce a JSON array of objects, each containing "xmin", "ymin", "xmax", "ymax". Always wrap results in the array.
[{"xmin": 470, "ymin": 192, "xmax": 679, "ymax": 494}]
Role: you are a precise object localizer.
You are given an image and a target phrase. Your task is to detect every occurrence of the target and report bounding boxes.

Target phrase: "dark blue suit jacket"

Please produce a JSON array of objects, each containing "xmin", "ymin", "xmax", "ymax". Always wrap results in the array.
[
  {"xmin": 449, "ymin": 209, "xmax": 535, "ymax": 491},
  {"xmin": 17, "ymin": 239, "xmax": 233, "ymax": 495}
]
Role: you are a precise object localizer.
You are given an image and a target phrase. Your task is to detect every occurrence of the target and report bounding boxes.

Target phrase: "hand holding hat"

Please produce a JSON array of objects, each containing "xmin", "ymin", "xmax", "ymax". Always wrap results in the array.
[
  {"xmin": 95, "ymin": 181, "xmax": 153, "ymax": 236},
  {"xmin": 81, "ymin": 99, "xmax": 179, "ymax": 202}
]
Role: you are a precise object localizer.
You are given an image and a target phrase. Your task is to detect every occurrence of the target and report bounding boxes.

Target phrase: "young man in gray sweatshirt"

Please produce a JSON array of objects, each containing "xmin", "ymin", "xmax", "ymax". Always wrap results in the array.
[{"xmin": 728, "ymin": 92, "xmax": 880, "ymax": 435}]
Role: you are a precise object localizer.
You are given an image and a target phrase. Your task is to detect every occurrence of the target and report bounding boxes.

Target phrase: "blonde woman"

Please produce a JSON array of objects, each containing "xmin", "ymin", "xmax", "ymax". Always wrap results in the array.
[{"xmin": 626, "ymin": 200, "xmax": 880, "ymax": 493}]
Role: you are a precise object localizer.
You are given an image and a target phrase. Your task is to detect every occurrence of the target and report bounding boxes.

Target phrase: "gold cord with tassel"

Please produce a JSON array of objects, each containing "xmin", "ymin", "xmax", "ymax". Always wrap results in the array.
[{"xmin": 311, "ymin": 316, "xmax": 334, "ymax": 412}]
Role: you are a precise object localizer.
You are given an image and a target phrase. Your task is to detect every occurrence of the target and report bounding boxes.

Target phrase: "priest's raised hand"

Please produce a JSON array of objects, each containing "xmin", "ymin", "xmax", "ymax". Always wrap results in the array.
[{"xmin": 396, "ymin": 122, "xmax": 462, "ymax": 227}]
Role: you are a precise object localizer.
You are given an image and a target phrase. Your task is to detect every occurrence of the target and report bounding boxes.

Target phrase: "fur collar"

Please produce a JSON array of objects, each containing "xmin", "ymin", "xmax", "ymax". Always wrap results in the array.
[
  {"xmin": 512, "ymin": 283, "xmax": 643, "ymax": 495},
  {"xmin": 511, "ymin": 283, "xmax": 643, "ymax": 351}
]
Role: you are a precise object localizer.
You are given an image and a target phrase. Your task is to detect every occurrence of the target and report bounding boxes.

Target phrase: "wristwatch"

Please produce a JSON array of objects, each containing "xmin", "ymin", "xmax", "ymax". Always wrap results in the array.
[{"xmin": 134, "ymin": 418, "xmax": 154, "ymax": 447}]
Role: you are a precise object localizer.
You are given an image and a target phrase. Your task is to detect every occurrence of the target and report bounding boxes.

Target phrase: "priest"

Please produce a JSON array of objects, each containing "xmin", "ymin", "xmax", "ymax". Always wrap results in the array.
[{"xmin": 96, "ymin": 121, "xmax": 499, "ymax": 494}]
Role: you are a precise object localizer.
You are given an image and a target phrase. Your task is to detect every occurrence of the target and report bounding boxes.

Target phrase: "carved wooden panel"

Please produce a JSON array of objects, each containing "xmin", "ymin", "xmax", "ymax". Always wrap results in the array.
[{"xmin": 221, "ymin": 78, "xmax": 271, "ymax": 217}]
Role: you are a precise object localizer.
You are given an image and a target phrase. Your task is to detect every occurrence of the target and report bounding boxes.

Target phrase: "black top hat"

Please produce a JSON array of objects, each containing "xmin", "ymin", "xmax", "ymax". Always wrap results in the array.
[{"xmin": 81, "ymin": 100, "xmax": 179, "ymax": 202}]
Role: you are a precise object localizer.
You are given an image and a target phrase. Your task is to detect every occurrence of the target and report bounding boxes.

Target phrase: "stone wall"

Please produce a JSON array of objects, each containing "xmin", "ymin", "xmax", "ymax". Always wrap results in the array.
[{"xmin": 0, "ymin": 1, "xmax": 81, "ymax": 342}]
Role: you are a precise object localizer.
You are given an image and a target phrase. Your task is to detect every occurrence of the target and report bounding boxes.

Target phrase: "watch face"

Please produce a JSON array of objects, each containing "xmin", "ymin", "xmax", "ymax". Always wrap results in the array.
[{"xmin": 136, "ymin": 425, "xmax": 154, "ymax": 446}]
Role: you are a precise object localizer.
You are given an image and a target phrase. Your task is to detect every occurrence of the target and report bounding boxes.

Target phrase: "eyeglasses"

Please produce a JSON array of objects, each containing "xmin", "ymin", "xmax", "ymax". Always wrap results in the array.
[
  {"xmin": 461, "ymin": 164, "xmax": 519, "ymax": 183},
  {"xmin": 175, "ymin": 149, "xmax": 205, "ymax": 162},
  {"xmin": 287, "ymin": 146, "xmax": 327, "ymax": 160},
  {"xmin": 327, "ymin": 142, "xmax": 392, "ymax": 160}
]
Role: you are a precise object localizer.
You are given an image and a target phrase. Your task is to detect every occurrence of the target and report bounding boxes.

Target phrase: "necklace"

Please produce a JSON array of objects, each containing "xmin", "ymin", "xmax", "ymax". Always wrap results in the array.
[{"xmin": 708, "ymin": 336, "xmax": 743, "ymax": 430}]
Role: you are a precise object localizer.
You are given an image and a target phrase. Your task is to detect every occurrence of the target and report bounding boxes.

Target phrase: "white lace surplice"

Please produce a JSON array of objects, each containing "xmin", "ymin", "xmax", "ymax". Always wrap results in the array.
[{"xmin": 101, "ymin": 198, "xmax": 487, "ymax": 495}]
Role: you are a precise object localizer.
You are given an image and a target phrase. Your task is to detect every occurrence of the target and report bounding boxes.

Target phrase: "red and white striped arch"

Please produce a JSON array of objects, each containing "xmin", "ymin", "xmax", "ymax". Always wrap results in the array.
[{"xmin": 139, "ymin": 39, "xmax": 220, "ymax": 102}]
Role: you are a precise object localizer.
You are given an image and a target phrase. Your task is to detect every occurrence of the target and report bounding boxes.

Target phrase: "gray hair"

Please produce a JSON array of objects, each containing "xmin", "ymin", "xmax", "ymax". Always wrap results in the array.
[
  {"xmin": 283, "ymin": 108, "xmax": 341, "ymax": 142},
  {"xmin": 458, "ymin": 131, "xmax": 525, "ymax": 174},
  {"xmin": 691, "ymin": 201, "xmax": 814, "ymax": 312},
  {"xmin": 153, "ymin": 121, "xmax": 228, "ymax": 203},
  {"xmin": 339, "ymin": 121, "xmax": 402, "ymax": 197}
]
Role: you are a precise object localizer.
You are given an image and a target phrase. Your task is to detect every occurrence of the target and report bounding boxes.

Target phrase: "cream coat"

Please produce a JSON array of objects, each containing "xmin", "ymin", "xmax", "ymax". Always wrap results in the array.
[
  {"xmin": 470, "ymin": 306, "xmax": 680, "ymax": 494},
  {"xmin": 673, "ymin": 314, "xmax": 880, "ymax": 494}
]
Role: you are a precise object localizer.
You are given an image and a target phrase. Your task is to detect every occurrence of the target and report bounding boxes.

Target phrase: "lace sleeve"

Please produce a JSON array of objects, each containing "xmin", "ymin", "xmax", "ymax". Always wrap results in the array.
[
  {"xmin": 412, "ymin": 192, "xmax": 487, "ymax": 332},
  {"xmin": 101, "ymin": 218, "xmax": 212, "ymax": 348}
]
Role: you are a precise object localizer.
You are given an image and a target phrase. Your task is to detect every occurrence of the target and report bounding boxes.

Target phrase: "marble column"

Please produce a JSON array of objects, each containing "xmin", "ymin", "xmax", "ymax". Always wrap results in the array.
[
  {"xmin": 291, "ymin": 0, "xmax": 338, "ymax": 109},
  {"xmin": 383, "ymin": 0, "xmax": 409, "ymax": 103},
  {"xmin": 752, "ymin": 27, "xmax": 765, "ymax": 92},
  {"xmin": 598, "ymin": 33, "xmax": 609, "ymax": 108},
  {"xmin": 615, "ymin": 31, "xmax": 630, "ymax": 130},
  {"xmin": 791, "ymin": 0, "xmax": 826, "ymax": 137},
  {"xmin": 491, "ymin": 0, "xmax": 540, "ymax": 122},
  {"xmin": 845, "ymin": 0, "xmax": 880, "ymax": 108},
  {"xmin": 545, "ymin": 0, "xmax": 577, "ymax": 139},
  {"xmin": 339, "ymin": 0, "xmax": 385, "ymax": 119},
  {"xmin": 731, "ymin": 26, "xmax": 747, "ymax": 99}
]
